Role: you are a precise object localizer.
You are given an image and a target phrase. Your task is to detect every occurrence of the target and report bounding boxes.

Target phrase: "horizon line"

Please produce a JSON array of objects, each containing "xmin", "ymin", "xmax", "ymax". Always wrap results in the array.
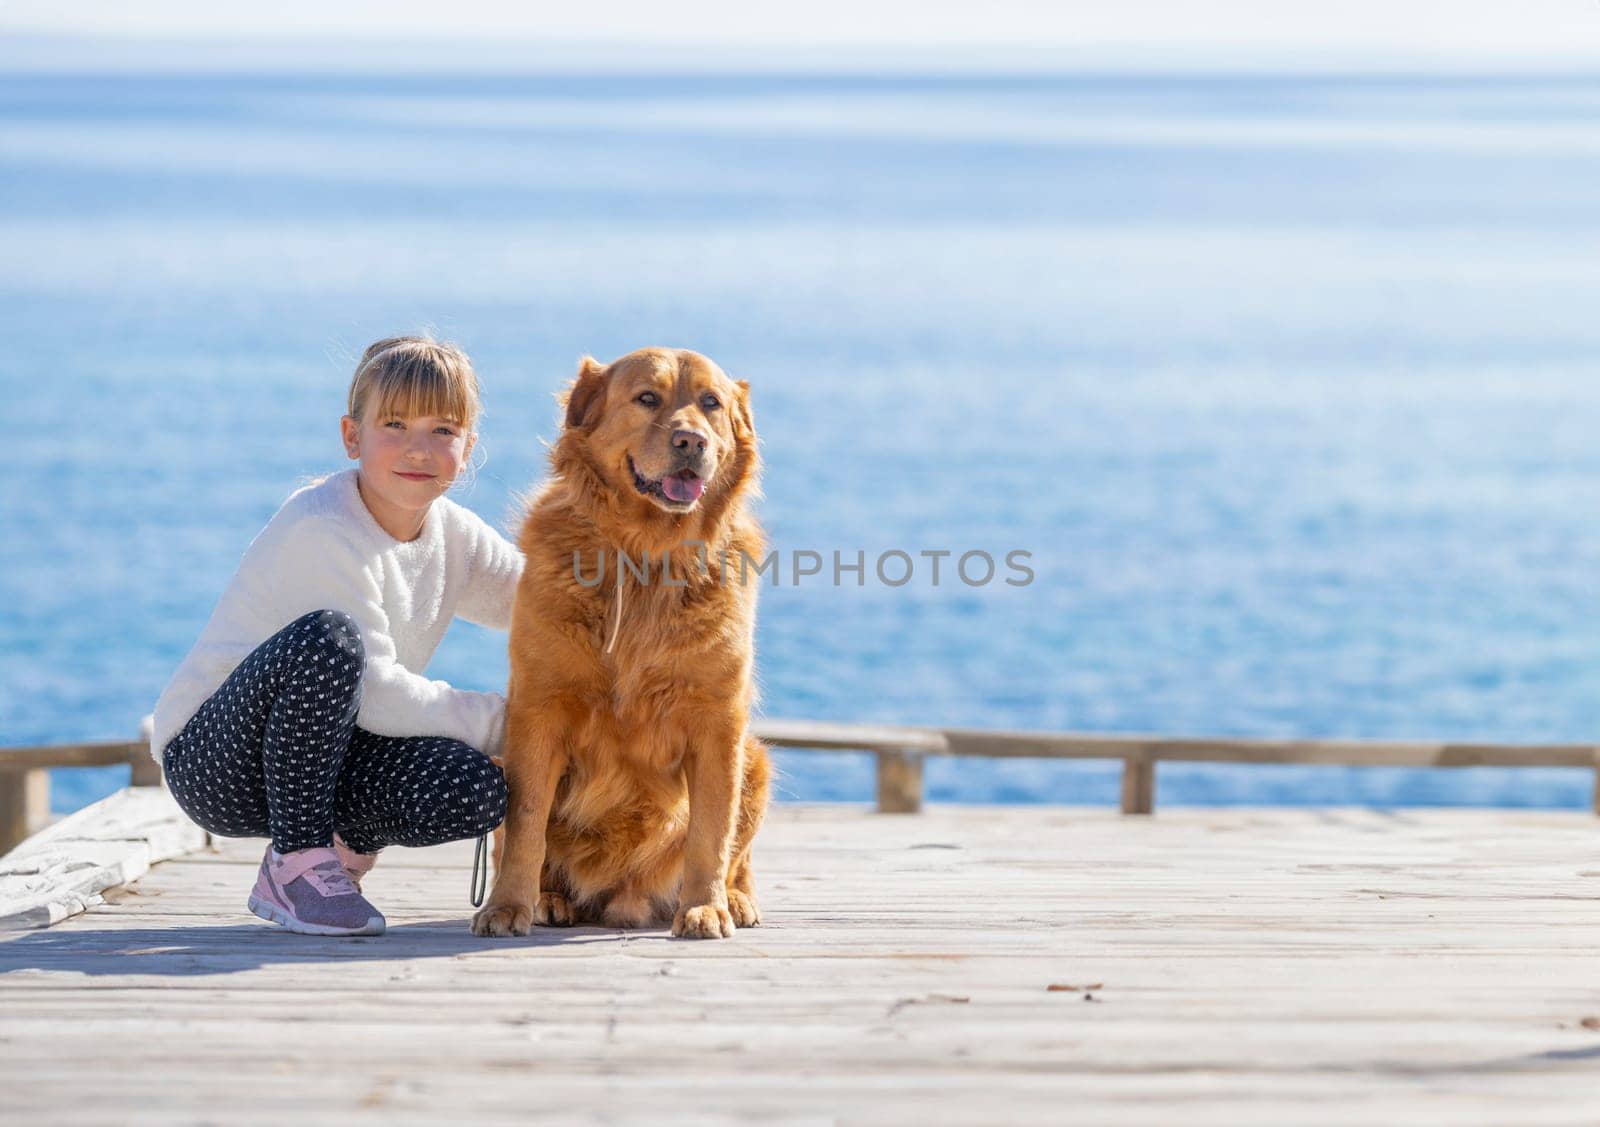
[{"xmin": 4, "ymin": 31, "xmax": 1600, "ymax": 78}]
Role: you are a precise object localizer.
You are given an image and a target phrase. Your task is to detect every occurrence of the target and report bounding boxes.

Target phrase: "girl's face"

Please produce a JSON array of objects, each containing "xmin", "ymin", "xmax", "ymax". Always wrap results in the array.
[{"xmin": 340, "ymin": 410, "xmax": 476, "ymax": 540}]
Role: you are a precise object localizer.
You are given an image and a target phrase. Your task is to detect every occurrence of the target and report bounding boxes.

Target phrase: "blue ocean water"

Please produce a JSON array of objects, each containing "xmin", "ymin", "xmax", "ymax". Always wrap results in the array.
[{"xmin": 2, "ymin": 69, "xmax": 1598, "ymax": 813}]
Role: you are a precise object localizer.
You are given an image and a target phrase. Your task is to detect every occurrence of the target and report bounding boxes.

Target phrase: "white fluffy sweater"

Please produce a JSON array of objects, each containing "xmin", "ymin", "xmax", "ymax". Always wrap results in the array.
[{"xmin": 151, "ymin": 469, "xmax": 524, "ymax": 765}]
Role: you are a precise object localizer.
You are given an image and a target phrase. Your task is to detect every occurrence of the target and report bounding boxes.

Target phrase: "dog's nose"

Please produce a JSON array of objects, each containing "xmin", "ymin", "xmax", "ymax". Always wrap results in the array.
[{"xmin": 672, "ymin": 428, "xmax": 708, "ymax": 455}]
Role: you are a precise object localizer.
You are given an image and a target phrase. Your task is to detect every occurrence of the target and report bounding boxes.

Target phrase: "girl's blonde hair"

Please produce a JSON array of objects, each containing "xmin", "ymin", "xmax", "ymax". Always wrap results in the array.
[{"xmin": 348, "ymin": 335, "xmax": 482, "ymax": 431}]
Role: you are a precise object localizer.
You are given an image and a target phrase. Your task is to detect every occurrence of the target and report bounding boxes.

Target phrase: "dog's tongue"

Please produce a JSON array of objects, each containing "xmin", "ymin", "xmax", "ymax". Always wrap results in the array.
[{"xmin": 662, "ymin": 471, "xmax": 704, "ymax": 504}]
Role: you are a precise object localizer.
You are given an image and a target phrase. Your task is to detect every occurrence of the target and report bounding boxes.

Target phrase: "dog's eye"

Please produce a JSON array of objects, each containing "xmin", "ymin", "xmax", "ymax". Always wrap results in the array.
[
  {"xmin": 636, "ymin": 392, "xmax": 660, "ymax": 408},
  {"xmin": 700, "ymin": 394, "xmax": 721, "ymax": 411}
]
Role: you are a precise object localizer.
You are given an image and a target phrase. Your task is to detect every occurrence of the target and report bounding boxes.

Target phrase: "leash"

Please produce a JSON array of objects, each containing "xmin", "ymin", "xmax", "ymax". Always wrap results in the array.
[
  {"xmin": 470, "ymin": 832, "xmax": 488, "ymax": 907},
  {"xmin": 604, "ymin": 562, "xmax": 625, "ymax": 654}
]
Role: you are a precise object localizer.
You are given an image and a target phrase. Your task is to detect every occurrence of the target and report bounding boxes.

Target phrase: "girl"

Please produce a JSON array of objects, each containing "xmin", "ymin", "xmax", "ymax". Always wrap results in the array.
[{"xmin": 151, "ymin": 336, "xmax": 523, "ymax": 936}]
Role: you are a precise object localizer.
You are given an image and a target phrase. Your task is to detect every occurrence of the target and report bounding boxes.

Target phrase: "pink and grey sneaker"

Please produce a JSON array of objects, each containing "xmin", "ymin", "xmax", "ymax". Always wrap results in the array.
[
  {"xmin": 333, "ymin": 833, "xmax": 381, "ymax": 890},
  {"xmin": 247, "ymin": 845, "xmax": 386, "ymax": 937}
]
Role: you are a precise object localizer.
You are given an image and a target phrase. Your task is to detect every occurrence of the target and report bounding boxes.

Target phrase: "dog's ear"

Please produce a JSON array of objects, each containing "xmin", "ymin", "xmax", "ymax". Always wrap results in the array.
[
  {"xmin": 563, "ymin": 356, "xmax": 610, "ymax": 430},
  {"xmin": 732, "ymin": 379, "xmax": 755, "ymax": 440}
]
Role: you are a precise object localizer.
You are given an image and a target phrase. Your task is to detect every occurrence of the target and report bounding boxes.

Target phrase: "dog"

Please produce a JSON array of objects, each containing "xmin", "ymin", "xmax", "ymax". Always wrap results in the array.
[{"xmin": 471, "ymin": 347, "xmax": 770, "ymax": 940}]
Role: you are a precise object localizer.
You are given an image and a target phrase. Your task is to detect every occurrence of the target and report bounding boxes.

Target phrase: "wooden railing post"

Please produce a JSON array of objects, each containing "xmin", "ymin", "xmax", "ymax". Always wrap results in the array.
[
  {"xmin": 0, "ymin": 767, "xmax": 49, "ymax": 856},
  {"xmin": 129, "ymin": 744, "xmax": 162, "ymax": 787},
  {"xmin": 876, "ymin": 749, "xmax": 924, "ymax": 814},
  {"xmin": 1120, "ymin": 753, "xmax": 1155, "ymax": 815}
]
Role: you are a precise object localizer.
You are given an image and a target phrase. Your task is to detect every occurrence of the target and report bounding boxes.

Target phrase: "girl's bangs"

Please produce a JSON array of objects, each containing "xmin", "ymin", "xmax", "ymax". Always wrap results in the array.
[{"xmin": 368, "ymin": 361, "xmax": 474, "ymax": 426}]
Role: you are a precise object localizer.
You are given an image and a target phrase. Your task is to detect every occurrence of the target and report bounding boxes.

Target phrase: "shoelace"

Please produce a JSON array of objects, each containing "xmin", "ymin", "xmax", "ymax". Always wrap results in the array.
[{"xmin": 301, "ymin": 863, "xmax": 360, "ymax": 897}]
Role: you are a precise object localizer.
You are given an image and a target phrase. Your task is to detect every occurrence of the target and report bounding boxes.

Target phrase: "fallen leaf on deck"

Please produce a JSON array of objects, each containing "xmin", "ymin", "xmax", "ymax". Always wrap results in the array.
[{"xmin": 885, "ymin": 993, "xmax": 970, "ymax": 1018}]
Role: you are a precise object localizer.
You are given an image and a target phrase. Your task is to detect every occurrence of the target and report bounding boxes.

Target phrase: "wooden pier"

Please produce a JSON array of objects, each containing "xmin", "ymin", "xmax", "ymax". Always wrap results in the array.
[
  {"xmin": 5, "ymin": 797, "xmax": 1600, "ymax": 1122},
  {"xmin": 3, "ymin": 722, "xmax": 1600, "ymax": 1123}
]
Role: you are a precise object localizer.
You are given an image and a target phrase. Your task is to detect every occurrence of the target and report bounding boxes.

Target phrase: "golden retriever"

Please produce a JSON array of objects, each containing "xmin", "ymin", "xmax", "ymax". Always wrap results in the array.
[{"xmin": 471, "ymin": 347, "xmax": 770, "ymax": 940}]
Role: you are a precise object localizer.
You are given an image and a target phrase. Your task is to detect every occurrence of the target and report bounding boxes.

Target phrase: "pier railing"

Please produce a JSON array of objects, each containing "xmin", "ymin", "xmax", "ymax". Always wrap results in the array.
[
  {"xmin": 753, "ymin": 720, "xmax": 1600, "ymax": 816},
  {"xmin": 3, "ymin": 721, "xmax": 1597, "ymax": 853},
  {"xmin": 0, "ymin": 739, "xmax": 162, "ymax": 854}
]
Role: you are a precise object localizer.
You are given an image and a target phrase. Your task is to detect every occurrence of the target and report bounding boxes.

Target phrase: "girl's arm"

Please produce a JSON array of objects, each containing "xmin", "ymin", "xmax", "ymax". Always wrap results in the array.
[
  {"xmin": 454, "ymin": 510, "xmax": 526, "ymax": 630},
  {"xmin": 270, "ymin": 517, "xmax": 507, "ymax": 756}
]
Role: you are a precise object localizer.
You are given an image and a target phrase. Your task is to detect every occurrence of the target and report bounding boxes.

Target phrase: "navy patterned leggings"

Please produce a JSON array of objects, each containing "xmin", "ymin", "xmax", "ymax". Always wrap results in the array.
[{"xmin": 161, "ymin": 610, "xmax": 508, "ymax": 855}]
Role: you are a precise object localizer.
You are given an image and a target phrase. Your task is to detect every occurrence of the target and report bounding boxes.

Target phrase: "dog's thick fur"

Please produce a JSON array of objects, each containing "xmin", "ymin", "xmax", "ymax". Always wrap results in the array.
[{"xmin": 471, "ymin": 348, "xmax": 770, "ymax": 940}]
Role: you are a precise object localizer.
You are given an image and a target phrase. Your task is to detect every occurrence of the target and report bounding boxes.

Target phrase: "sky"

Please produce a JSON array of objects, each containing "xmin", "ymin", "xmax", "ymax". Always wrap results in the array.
[{"xmin": 2, "ymin": 0, "xmax": 1599, "ymax": 70}]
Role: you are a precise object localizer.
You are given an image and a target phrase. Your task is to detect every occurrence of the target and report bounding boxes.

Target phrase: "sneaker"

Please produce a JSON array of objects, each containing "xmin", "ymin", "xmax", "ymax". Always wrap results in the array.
[
  {"xmin": 247, "ymin": 845, "xmax": 386, "ymax": 937},
  {"xmin": 333, "ymin": 832, "xmax": 381, "ymax": 890}
]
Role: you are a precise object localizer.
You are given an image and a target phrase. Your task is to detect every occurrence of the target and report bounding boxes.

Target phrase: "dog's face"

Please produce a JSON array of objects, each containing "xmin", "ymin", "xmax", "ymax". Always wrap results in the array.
[{"xmin": 564, "ymin": 348, "xmax": 754, "ymax": 514}]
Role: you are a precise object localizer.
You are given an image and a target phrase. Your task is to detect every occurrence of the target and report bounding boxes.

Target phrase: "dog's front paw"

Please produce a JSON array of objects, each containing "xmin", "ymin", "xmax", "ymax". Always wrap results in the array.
[
  {"xmin": 471, "ymin": 900, "xmax": 534, "ymax": 937},
  {"xmin": 727, "ymin": 889, "xmax": 761, "ymax": 928},
  {"xmin": 673, "ymin": 902, "xmax": 734, "ymax": 939},
  {"xmin": 535, "ymin": 892, "xmax": 575, "ymax": 927}
]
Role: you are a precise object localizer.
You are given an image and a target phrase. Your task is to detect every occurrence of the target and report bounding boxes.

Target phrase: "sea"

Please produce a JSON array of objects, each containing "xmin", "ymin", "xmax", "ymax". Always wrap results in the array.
[{"xmin": 3, "ymin": 62, "xmax": 1599, "ymax": 813}]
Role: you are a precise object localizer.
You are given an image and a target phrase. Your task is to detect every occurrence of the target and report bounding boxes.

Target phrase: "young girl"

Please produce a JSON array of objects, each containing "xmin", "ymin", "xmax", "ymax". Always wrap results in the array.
[{"xmin": 150, "ymin": 336, "xmax": 524, "ymax": 937}]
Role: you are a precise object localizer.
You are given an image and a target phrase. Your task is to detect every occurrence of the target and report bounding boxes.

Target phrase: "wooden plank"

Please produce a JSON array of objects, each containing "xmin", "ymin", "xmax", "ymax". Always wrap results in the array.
[
  {"xmin": 0, "ymin": 740, "xmax": 146, "ymax": 770},
  {"xmin": 0, "ymin": 768, "xmax": 49, "ymax": 856},
  {"xmin": 937, "ymin": 727, "xmax": 1600, "ymax": 768},
  {"xmin": 757, "ymin": 720, "xmax": 1599, "ymax": 770},
  {"xmin": 0, "ymin": 786, "xmax": 207, "ymax": 930},
  {"xmin": 3, "ymin": 807, "xmax": 1600, "ymax": 1123},
  {"xmin": 755, "ymin": 718, "xmax": 950, "ymax": 754}
]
